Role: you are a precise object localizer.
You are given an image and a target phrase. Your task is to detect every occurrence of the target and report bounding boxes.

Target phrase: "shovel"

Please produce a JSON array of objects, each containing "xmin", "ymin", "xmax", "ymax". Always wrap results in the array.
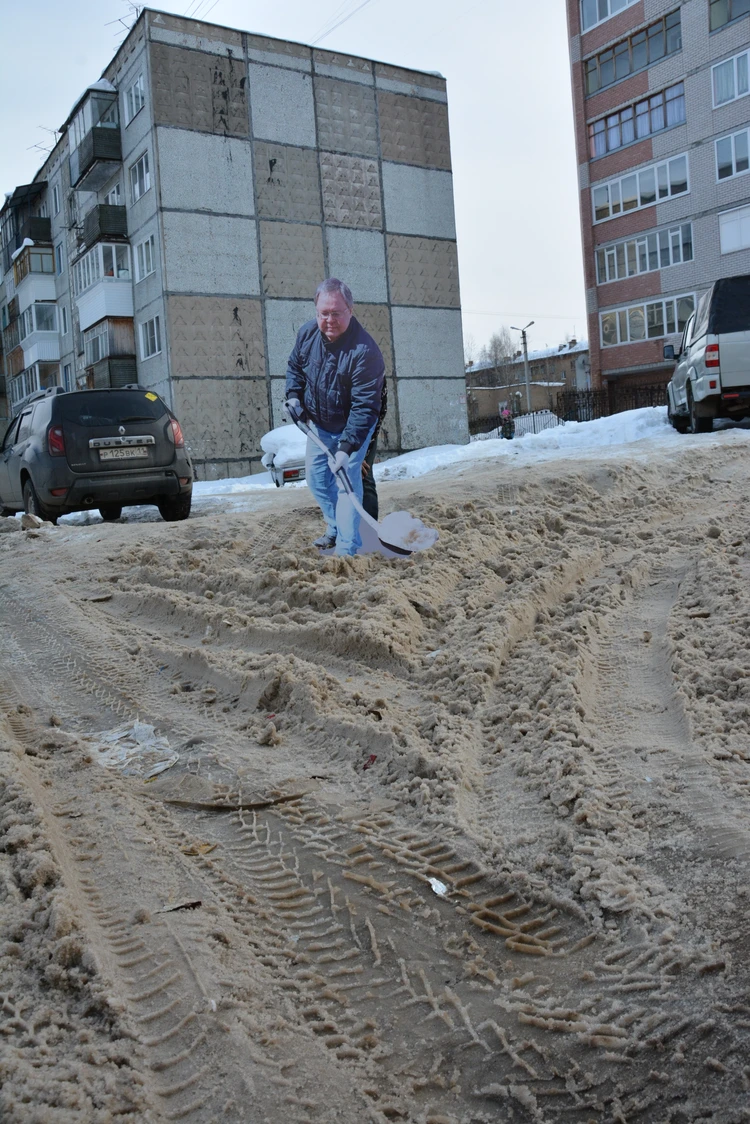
[{"xmin": 287, "ymin": 409, "xmax": 438, "ymax": 557}]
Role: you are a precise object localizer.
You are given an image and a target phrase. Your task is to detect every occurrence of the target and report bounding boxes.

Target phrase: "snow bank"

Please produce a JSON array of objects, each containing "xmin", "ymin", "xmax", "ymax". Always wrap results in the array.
[{"xmin": 260, "ymin": 423, "xmax": 306, "ymax": 468}]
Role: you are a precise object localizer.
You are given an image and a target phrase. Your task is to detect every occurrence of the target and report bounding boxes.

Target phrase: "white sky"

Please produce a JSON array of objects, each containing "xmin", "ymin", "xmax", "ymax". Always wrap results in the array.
[{"xmin": 0, "ymin": 0, "xmax": 587, "ymax": 356}]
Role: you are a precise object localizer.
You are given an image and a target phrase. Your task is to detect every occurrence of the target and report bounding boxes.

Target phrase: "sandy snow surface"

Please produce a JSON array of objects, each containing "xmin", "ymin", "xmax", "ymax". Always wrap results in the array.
[{"xmin": 1, "ymin": 408, "xmax": 749, "ymax": 1123}]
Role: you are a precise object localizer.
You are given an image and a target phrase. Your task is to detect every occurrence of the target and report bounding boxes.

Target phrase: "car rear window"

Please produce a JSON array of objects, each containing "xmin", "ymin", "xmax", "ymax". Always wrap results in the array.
[
  {"xmin": 710, "ymin": 276, "xmax": 750, "ymax": 335},
  {"xmin": 56, "ymin": 391, "xmax": 167, "ymax": 427}
]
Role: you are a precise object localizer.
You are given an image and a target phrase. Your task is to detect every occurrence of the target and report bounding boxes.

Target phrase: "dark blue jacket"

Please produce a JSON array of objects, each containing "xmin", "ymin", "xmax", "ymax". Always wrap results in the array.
[{"xmin": 285, "ymin": 317, "xmax": 385, "ymax": 454}]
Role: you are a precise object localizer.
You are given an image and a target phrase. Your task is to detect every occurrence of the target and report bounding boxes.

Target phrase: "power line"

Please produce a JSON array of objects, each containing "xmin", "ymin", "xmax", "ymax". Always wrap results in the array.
[
  {"xmin": 463, "ymin": 309, "xmax": 584, "ymax": 320},
  {"xmin": 312, "ymin": 0, "xmax": 378, "ymax": 45}
]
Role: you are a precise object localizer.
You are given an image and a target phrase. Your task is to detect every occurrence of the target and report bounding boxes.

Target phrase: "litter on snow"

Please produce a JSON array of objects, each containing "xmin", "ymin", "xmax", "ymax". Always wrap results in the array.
[
  {"xmin": 89, "ymin": 720, "xmax": 179, "ymax": 779},
  {"xmin": 428, "ymin": 877, "xmax": 449, "ymax": 897}
]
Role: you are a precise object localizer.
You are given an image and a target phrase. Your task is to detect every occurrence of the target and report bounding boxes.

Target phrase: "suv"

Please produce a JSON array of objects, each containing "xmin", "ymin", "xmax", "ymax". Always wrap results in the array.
[
  {"xmin": 0, "ymin": 385, "xmax": 193, "ymax": 524},
  {"xmin": 665, "ymin": 274, "xmax": 750, "ymax": 434}
]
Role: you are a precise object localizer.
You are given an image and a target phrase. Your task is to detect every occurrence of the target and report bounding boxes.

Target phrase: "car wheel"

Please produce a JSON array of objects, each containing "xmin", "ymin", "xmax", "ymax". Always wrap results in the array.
[
  {"xmin": 99, "ymin": 505, "xmax": 123, "ymax": 522},
  {"xmin": 157, "ymin": 493, "xmax": 192, "ymax": 522},
  {"xmin": 668, "ymin": 407, "xmax": 689, "ymax": 434},
  {"xmin": 688, "ymin": 387, "xmax": 712, "ymax": 434},
  {"xmin": 23, "ymin": 479, "xmax": 58, "ymax": 525}
]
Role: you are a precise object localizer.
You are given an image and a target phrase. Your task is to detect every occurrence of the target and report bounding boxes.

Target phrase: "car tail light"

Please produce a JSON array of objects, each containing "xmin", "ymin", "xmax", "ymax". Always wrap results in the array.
[
  {"xmin": 709, "ymin": 380, "xmax": 717, "ymax": 389},
  {"xmin": 705, "ymin": 343, "xmax": 720, "ymax": 368},
  {"xmin": 50, "ymin": 487, "xmax": 68, "ymax": 497},
  {"xmin": 169, "ymin": 419, "xmax": 185, "ymax": 447},
  {"xmin": 283, "ymin": 468, "xmax": 302, "ymax": 481},
  {"xmin": 48, "ymin": 425, "xmax": 65, "ymax": 456}
]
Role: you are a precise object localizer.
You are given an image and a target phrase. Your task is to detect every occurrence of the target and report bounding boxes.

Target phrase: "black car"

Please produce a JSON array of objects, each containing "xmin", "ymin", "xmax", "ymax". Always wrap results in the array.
[{"xmin": 0, "ymin": 385, "xmax": 193, "ymax": 524}]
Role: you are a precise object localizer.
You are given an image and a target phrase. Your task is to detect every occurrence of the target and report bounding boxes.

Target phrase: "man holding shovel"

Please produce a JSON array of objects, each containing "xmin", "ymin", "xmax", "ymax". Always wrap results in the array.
[{"xmin": 285, "ymin": 278, "xmax": 385, "ymax": 556}]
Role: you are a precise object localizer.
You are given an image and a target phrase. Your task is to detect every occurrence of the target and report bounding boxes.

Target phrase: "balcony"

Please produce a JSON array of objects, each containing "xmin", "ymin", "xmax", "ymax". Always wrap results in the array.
[
  {"xmin": 85, "ymin": 356, "xmax": 138, "ymax": 390},
  {"xmin": 83, "ymin": 204, "xmax": 128, "ymax": 249},
  {"xmin": 73, "ymin": 242, "xmax": 133, "ymax": 331},
  {"xmin": 67, "ymin": 88, "xmax": 121, "ymax": 193},
  {"xmin": 20, "ymin": 217, "xmax": 51, "ymax": 244},
  {"xmin": 13, "ymin": 245, "xmax": 56, "ymax": 309}
]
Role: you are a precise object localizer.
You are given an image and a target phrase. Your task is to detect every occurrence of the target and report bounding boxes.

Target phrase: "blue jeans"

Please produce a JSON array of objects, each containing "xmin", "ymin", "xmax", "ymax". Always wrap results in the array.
[{"xmin": 306, "ymin": 422, "xmax": 376, "ymax": 555}]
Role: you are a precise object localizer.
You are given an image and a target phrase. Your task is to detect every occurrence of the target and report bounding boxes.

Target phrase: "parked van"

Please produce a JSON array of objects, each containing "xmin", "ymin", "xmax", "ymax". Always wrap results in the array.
[{"xmin": 665, "ymin": 274, "xmax": 750, "ymax": 433}]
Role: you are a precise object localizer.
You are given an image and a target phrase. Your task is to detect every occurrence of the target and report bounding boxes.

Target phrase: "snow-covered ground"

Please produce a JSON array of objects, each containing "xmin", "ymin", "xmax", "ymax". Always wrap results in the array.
[{"xmin": 58, "ymin": 407, "xmax": 750, "ymax": 525}]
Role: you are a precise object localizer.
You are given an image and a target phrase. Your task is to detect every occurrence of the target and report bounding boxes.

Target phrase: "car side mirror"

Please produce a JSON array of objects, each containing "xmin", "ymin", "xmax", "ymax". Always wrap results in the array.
[{"xmin": 663, "ymin": 343, "xmax": 675, "ymax": 361}]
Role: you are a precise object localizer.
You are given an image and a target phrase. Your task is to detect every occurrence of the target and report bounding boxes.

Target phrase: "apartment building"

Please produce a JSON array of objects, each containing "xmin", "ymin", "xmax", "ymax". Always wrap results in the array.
[
  {"xmin": 0, "ymin": 8, "xmax": 467, "ymax": 476},
  {"xmin": 567, "ymin": 0, "xmax": 750, "ymax": 394}
]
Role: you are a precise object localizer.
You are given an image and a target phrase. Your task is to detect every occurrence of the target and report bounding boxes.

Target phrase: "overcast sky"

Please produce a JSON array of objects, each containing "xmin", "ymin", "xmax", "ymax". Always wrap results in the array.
[{"xmin": 0, "ymin": 0, "xmax": 587, "ymax": 356}]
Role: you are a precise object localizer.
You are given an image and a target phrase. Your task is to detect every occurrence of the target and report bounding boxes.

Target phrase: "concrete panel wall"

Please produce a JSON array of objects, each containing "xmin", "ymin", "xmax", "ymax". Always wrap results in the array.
[
  {"xmin": 265, "ymin": 299, "xmax": 315, "ymax": 377},
  {"xmin": 377, "ymin": 92, "xmax": 452, "ymax": 169},
  {"xmin": 314, "ymin": 77, "xmax": 378, "ymax": 156},
  {"xmin": 249, "ymin": 65, "xmax": 317, "ymax": 147},
  {"xmin": 387, "ymin": 235, "xmax": 460, "ymax": 307},
  {"xmin": 260, "ymin": 222, "xmax": 325, "ymax": 298},
  {"xmin": 167, "ymin": 295, "xmax": 265, "ymax": 378},
  {"xmin": 157, "ymin": 129, "xmax": 254, "ymax": 215},
  {"xmin": 391, "ymin": 308, "xmax": 464, "ymax": 380},
  {"xmin": 254, "ymin": 142, "xmax": 321, "ymax": 222},
  {"xmin": 172, "ymin": 375, "xmax": 270, "ymax": 475},
  {"xmin": 397, "ymin": 378, "xmax": 468, "ymax": 449},
  {"xmin": 382, "ymin": 164, "xmax": 456, "ymax": 239},
  {"xmin": 326, "ymin": 228, "xmax": 387, "ymax": 303},
  {"xmin": 162, "ymin": 212, "xmax": 260, "ymax": 294},
  {"xmin": 320, "ymin": 153, "xmax": 382, "ymax": 228},
  {"xmin": 151, "ymin": 42, "xmax": 248, "ymax": 137}
]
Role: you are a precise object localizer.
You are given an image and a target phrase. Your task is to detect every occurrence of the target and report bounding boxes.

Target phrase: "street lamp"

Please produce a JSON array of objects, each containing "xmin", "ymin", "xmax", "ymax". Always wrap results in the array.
[{"xmin": 510, "ymin": 320, "xmax": 534, "ymax": 412}]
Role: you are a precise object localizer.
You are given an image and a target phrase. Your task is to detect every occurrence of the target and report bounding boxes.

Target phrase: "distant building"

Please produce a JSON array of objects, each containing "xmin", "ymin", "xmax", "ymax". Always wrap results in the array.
[
  {"xmin": 565, "ymin": 0, "xmax": 750, "ymax": 396},
  {"xmin": 465, "ymin": 339, "xmax": 590, "ymax": 421},
  {"xmin": 0, "ymin": 8, "xmax": 468, "ymax": 474}
]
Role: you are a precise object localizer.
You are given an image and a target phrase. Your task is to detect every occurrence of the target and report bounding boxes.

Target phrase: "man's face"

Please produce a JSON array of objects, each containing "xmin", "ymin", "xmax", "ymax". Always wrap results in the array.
[{"xmin": 315, "ymin": 292, "xmax": 352, "ymax": 342}]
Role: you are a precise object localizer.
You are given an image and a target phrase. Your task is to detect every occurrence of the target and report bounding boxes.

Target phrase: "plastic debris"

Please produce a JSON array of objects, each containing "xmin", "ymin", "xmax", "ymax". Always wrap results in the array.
[
  {"xmin": 90, "ymin": 720, "xmax": 178, "ymax": 779},
  {"xmin": 428, "ymin": 877, "xmax": 448, "ymax": 897},
  {"xmin": 363, "ymin": 754, "xmax": 377, "ymax": 771}
]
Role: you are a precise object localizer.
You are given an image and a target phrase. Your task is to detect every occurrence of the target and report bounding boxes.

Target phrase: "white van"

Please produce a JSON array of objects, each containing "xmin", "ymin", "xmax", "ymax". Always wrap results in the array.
[{"xmin": 665, "ymin": 274, "xmax": 750, "ymax": 433}]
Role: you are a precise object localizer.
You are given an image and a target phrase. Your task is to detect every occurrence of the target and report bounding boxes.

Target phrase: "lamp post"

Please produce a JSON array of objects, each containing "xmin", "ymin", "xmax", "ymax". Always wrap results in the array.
[{"xmin": 510, "ymin": 321, "xmax": 534, "ymax": 412}]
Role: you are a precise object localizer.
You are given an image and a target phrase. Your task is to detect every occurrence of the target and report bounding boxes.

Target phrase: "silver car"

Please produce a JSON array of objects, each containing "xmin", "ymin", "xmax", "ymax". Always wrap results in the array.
[{"xmin": 666, "ymin": 274, "xmax": 750, "ymax": 434}]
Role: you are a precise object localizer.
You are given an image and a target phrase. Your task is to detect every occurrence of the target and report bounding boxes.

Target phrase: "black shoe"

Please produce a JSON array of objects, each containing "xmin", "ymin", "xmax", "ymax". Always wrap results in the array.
[{"xmin": 313, "ymin": 533, "xmax": 336, "ymax": 549}]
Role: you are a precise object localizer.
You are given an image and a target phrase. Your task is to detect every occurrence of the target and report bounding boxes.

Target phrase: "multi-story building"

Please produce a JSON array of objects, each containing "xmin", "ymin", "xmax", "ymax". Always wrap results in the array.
[
  {"xmin": 0, "ymin": 8, "xmax": 467, "ymax": 475},
  {"xmin": 566, "ymin": 0, "xmax": 750, "ymax": 396}
]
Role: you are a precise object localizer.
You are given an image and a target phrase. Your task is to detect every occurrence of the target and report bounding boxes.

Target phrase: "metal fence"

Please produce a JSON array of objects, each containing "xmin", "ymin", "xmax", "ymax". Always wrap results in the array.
[{"xmin": 469, "ymin": 383, "xmax": 670, "ymax": 437}]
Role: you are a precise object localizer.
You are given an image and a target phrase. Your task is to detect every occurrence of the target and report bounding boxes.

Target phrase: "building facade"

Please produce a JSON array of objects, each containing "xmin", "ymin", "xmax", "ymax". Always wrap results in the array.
[
  {"xmin": 465, "ymin": 340, "xmax": 590, "ymax": 421},
  {"xmin": 566, "ymin": 0, "xmax": 750, "ymax": 394},
  {"xmin": 0, "ymin": 8, "xmax": 467, "ymax": 475}
]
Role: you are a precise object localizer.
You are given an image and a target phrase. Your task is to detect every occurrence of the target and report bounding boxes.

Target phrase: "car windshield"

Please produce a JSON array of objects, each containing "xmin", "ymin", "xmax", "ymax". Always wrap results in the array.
[
  {"xmin": 57, "ymin": 391, "xmax": 167, "ymax": 427},
  {"xmin": 710, "ymin": 277, "xmax": 750, "ymax": 335}
]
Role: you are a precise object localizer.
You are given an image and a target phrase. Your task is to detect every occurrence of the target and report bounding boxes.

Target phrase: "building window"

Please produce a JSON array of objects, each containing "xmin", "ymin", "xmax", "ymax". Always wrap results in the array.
[
  {"xmin": 581, "ymin": 0, "xmax": 638, "ymax": 33},
  {"xmin": 61, "ymin": 305, "xmax": 69, "ymax": 336},
  {"xmin": 710, "ymin": 0, "xmax": 750, "ymax": 32},
  {"xmin": 589, "ymin": 83, "xmax": 685, "ymax": 158},
  {"xmin": 19, "ymin": 304, "xmax": 57, "ymax": 340},
  {"xmin": 135, "ymin": 234, "xmax": 156, "ymax": 282},
  {"xmin": 600, "ymin": 293, "xmax": 695, "ymax": 346},
  {"xmin": 596, "ymin": 223, "xmax": 693, "ymax": 283},
  {"xmin": 125, "ymin": 74, "xmax": 145, "ymax": 124},
  {"xmin": 716, "ymin": 127, "xmax": 750, "ymax": 179},
  {"xmin": 55, "ymin": 242, "xmax": 64, "ymax": 275},
  {"xmin": 73, "ymin": 243, "xmax": 131, "ymax": 295},
  {"xmin": 84, "ymin": 321, "xmax": 109, "ymax": 366},
  {"xmin": 140, "ymin": 316, "xmax": 161, "ymax": 359},
  {"xmin": 63, "ymin": 363, "xmax": 73, "ymax": 391},
  {"xmin": 584, "ymin": 12, "xmax": 682, "ymax": 95},
  {"xmin": 592, "ymin": 154, "xmax": 689, "ymax": 222},
  {"xmin": 719, "ymin": 203, "xmax": 750, "ymax": 252},
  {"xmin": 130, "ymin": 152, "xmax": 150, "ymax": 202},
  {"xmin": 713, "ymin": 50, "xmax": 750, "ymax": 105},
  {"xmin": 52, "ymin": 183, "xmax": 61, "ymax": 216},
  {"xmin": 105, "ymin": 182, "xmax": 122, "ymax": 206}
]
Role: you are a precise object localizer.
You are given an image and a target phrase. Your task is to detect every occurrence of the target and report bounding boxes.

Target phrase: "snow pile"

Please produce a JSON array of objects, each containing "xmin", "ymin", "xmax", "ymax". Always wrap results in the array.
[
  {"xmin": 11, "ymin": 238, "xmax": 34, "ymax": 262},
  {"xmin": 377, "ymin": 407, "xmax": 676, "ymax": 482},
  {"xmin": 260, "ymin": 423, "xmax": 306, "ymax": 468}
]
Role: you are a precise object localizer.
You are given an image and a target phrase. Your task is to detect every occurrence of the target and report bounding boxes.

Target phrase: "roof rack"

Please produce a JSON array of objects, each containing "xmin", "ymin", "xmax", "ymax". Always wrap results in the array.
[{"xmin": 26, "ymin": 385, "xmax": 66, "ymax": 404}]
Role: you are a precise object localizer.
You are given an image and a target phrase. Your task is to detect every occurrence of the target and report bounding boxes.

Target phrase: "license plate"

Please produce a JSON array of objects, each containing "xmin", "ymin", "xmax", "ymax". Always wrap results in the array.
[{"xmin": 99, "ymin": 446, "xmax": 149, "ymax": 461}]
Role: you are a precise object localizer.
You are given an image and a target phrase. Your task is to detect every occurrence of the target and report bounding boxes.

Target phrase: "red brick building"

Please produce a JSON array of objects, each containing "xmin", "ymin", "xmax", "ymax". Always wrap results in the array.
[{"xmin": 566, "ymin": 0, "xmax": 750, "ymax": 395}]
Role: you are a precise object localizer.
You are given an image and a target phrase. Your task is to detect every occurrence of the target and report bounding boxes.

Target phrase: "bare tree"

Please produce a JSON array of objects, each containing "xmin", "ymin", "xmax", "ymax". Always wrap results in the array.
[
  {"xmin": 478, "ymin": 327, "xmax": 515, "ymax": 387},
  {"xmin": 463, "ymin": 332, "xmax": 477, "ymax": 368}
]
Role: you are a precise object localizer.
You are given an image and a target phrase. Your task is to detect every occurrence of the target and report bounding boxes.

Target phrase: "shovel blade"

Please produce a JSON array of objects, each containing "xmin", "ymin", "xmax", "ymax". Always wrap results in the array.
[{"xmin": 378, "ymin": 511, "xmax": 439, "ymax": 554}]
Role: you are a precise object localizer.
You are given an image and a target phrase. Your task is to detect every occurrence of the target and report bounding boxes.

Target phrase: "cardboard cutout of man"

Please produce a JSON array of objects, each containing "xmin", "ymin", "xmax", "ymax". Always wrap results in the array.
[{"xmin": 285, "ymin": 279, "xmax": 385, "ymax": 556}]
